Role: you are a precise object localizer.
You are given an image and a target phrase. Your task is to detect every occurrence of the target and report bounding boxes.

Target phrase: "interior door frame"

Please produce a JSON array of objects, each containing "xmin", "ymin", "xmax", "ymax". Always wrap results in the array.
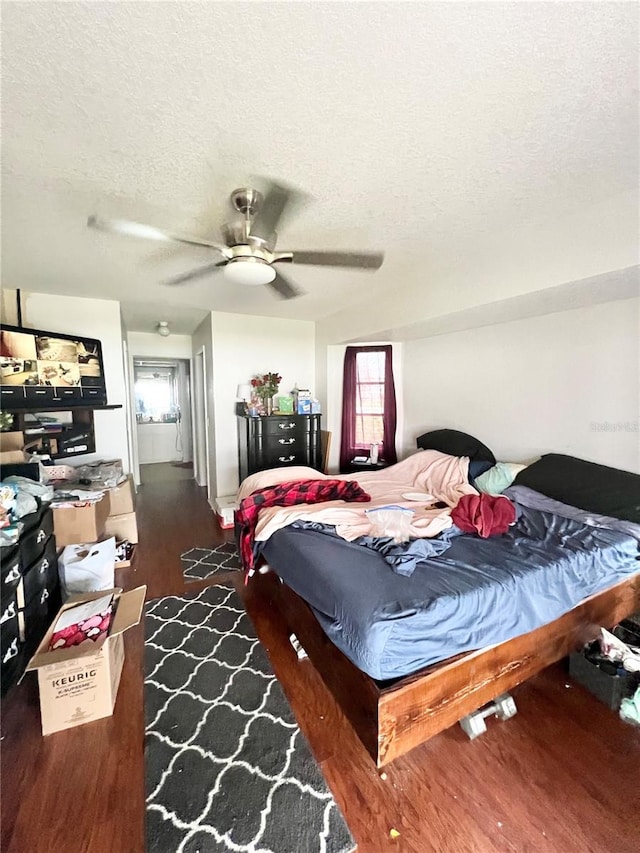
[{"xmin": 192, "ymin": 347, "xmax": 210, "ymax": 495}]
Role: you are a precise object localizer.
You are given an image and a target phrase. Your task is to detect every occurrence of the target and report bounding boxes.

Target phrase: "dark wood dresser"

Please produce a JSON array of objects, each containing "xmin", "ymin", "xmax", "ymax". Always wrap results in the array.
[{"xmin": 237, "ymin": 413, "xmax": 322, "ymax": 483}]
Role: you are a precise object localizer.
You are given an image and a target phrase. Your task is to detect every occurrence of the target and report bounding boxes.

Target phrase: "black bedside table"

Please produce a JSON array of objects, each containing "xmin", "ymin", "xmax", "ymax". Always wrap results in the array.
[{"xmin": 341, "ymin": 459, "xmax": 389, "ymax": 474}]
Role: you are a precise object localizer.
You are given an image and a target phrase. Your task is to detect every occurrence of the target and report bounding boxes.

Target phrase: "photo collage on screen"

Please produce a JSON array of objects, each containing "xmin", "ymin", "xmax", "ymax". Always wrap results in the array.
[{"xmin": 0, "ymin": 330, "xmax": 103, "ymax": 396}]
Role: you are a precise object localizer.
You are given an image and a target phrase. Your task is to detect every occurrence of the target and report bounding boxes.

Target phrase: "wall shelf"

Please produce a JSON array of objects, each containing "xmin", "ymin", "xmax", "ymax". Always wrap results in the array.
[{"xmin": 3, "ymin": 405, "xmax": 123, "ymax": 460}]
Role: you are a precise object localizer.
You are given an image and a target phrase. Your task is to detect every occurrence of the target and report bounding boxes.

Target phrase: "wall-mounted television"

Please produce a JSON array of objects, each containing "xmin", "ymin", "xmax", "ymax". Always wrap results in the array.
[{"xmin": 0, "ymin": 323, "xmax": 108, "ymax": 410}]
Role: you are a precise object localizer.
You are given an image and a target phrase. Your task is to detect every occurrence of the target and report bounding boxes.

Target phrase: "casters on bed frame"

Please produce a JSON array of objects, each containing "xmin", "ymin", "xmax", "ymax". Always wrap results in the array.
[
  {"xmin": 459, "ymin": 693, "xmax": 517, "ymax": 740},
  {"xmin": 289, "ymin": 633, "xmax": 308, "ymax": 660}
]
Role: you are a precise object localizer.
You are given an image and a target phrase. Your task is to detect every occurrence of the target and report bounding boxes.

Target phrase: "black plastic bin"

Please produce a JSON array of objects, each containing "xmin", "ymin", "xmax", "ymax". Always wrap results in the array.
[{"xmin": 569, "ymin": 638, "xmax": 639, "ymax": 710}]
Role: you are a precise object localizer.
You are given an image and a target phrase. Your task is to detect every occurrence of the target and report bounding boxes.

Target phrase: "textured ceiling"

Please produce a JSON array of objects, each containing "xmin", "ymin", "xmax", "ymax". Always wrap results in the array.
[{"xmin": 2, "ymin": 2, "xmax": 638, "ymax": 334}]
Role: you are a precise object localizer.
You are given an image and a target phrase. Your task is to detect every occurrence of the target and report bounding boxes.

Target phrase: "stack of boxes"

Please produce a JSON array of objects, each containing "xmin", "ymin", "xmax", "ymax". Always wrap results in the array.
[
  {"xmin": 104, "ymin": 474, "xmax": 138, "ymax": 549},
  {"xmin": 26, "ymin": 465, "xmax": 142, "ymax": 734},
  {"xmin": 51, "ymin": 470, "xmax": 138, "ymax": 556},
  {"xmin": 293, "ymin": 389, "xmax": 321, "ymax": 414}
]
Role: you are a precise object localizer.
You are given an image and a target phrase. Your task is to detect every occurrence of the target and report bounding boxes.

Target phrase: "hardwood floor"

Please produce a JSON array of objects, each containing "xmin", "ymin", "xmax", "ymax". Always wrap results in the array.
[{"xmin": 2, "ymin": 471, "xmax": 639, "ymax": 852}]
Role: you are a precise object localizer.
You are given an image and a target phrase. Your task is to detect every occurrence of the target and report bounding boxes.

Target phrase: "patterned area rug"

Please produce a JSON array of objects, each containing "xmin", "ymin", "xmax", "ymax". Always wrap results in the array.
[
  {"xmin": 144, "ymin": 584, "xmax": 355, "ymax": 853},
  {"xmin": 181, "ymin": 544, "xmax": 241, "ymax": 581}
]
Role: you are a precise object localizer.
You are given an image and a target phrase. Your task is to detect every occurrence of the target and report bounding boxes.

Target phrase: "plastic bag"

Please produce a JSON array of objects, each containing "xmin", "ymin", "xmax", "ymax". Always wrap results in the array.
[
  {"xmin": 73, "ymin": 460, "xmax": 123, "ymax": 488},
  {"xmin": 58, "ymin": 537, "xmax": 117, "ymax": 599},
  {"xmin": 599, "ymin": 627, "xmax": 640, "ymax": 673},
  {"xmin": 365, "ymin": 505, "xmax": 415, "ymax": 543}
]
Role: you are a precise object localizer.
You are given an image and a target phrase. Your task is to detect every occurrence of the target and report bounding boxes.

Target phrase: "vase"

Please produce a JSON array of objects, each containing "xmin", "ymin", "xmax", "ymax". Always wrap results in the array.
[{"xmin": 264, "ymin": 396, "xmax": 273, "ymax": 415}]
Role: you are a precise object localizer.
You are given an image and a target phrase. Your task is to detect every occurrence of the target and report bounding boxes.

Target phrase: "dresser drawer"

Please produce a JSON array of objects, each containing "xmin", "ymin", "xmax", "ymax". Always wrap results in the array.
[
  {"xmin": 1, "ymin": 542, "xmax": 20, "ymax": 574},
  {"xmin": 1, "ymin": 547, "xmax": 22, "ymax": 605},
  {"xmin": 20, "ymin": 505, "xmax": 54, "ymax": 569},
  {"xmin": 261, "ymin": 448, "xmax": 309, "ymax": 468},
  {"xmin": 263, "ymin": 432, "xmax": 305, "ymax": 453},
  {"xmin": 1, "ymin": 594, "xmax": 25, "ymax": 645},
  {"xmin": 23, "ymin": 584, "xmax": 55, "ymax": 650},
  {"xmin": 260, "ymin": 417, "xmax": 307, "ymax": 438},
  {"xmin": 1, "ymin": 635, "xmax": 25, "ymax": 697},
  {"xmin": 22, "ymin": 536, "xmax": 57, "ymax": 606}
]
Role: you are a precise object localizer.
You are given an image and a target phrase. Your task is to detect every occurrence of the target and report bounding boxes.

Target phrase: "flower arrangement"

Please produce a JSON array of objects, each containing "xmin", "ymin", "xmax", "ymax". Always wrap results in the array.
[{"xmin": 251, "ymin": 372, "xmax": 282, "ymax": 402}]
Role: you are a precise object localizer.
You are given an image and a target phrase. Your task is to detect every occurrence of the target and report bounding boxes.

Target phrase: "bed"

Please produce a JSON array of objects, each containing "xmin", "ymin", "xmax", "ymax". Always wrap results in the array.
[{"xmin": 238, "ymin": 442, "xmax": 640, "ymax": 766}]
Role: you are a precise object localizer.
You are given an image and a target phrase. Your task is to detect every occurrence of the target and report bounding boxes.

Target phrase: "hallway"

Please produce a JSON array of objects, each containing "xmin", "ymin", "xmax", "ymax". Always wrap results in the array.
[{"xmin": 2, "ymin": 475, "xmax": 639, "ymax": 853}]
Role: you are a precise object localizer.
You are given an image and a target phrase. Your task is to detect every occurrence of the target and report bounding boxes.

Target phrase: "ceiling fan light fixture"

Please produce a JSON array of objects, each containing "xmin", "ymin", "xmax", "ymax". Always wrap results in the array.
[
  {"xmin": 224, "ymin": 257, "xmax": 276, "ymax": 286},
  {"xmin": 156, "ymin": 321, "xmax": 171, "ymax": 337}
]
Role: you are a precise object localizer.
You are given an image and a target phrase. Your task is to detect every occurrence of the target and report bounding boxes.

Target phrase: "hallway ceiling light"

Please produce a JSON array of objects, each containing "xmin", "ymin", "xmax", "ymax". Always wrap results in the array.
[{"xmin": 156, "ymin": 321, "xmax": 170, "ymax": 337}]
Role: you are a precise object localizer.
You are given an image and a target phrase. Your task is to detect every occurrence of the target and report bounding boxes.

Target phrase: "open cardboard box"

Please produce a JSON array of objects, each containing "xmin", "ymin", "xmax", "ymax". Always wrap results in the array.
[
  {"xmin": 25, "ymin": 585, "xmax": 146, "ymax": 735},
  {"xmin": 104, "ymin": 510, "xmax": 138, "ymax": 544}
]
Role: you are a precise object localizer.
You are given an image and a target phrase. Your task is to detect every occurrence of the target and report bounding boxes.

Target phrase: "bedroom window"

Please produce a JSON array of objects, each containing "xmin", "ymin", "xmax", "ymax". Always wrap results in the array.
[{"xmin": 339, "ymin": 345, "xmax": 398, "ymax": 470}]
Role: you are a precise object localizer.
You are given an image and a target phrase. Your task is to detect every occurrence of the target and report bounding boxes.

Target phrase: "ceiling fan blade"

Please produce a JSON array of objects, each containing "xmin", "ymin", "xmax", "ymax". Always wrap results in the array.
[
  {"xmin": 87, "ymin": 215, "xmax": 230, "ymax": 255},
  {"xmin": 163, "ymin": 260, "xmax": 227, "ymax": 286},
  {"xmin": 250, "ymin": 182, "xmax": 292, "ymax": 240},
  {"xmin": 289, "ymin": 250, "xmax": 384, "ymax": 270},
  {"xmin": 268, "ymin": 269, "xmax": 302, "ymax": 300}
]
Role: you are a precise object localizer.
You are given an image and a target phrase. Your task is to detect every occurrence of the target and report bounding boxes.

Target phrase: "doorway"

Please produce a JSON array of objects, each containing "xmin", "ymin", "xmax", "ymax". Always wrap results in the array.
[{"xmin": 133, "ymin": 358, "xmax": 193, "ymax": 484}]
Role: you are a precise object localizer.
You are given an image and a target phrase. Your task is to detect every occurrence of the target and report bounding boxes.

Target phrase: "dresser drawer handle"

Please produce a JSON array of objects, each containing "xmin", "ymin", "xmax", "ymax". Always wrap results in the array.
[
  {"xmin": 278, "ymin": 438, "xmax": 296, "ymax": 445},
  {"xmin": 0, "ymin": 602, "xmax": 17, "ymax": 624},
  {"xmin": 40, "ymin": 559, "xmax": 49, "ymax": 574},
  {"xmin": 277, "ymin": 455, "xmax": 296, "ymax": 463},
  {"xmin": 37, "ymin": 529, "xmax": 46, "ymax": 544},
  {"xmin": 4, "ymin": 566, "xmax": 20, "ymax": 584},
  {"xmin": 278, "ymin": 422, "xmax": 296, "ymax": 430},
  {"xmin": 41, "ymin": 589, "xmax": 50, "ymax": 604},
  {"xmin": 2, "ymin": 638, "xmax": 19, "ymax": 663}
]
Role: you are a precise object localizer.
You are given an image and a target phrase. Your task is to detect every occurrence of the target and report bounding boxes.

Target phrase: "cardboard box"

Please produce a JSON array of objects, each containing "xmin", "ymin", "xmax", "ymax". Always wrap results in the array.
[
  {"xmin": 104, "ymin": 511, "xmax": 138, "ymax": 544},
  {"xmin": 0, "ymin": 431, "xmax": 24, "ymax": 452},
  {"xmin": 0, "ymin": 431, "xmax": 26, "ymax": 464},
  {"xmin": 53, "ymin": 493, "xmax": 111, "ymax": 547},
  {"xmin": 114, "ymin": 543, "xmax": 136, "ymax": 570},
  {"xmin": 25, "ymin": 586, "xmax": 146, "ymax": 735},
  {"xmin": 214, "ymin": 496, "xmax": 237, "ymax": 530},
  {"xmin": 108, "ymin": 475, "xmax": 136, "ymax": 517}
]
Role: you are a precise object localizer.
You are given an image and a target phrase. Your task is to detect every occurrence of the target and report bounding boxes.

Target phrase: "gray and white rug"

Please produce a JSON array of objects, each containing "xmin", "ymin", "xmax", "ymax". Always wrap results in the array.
[
  {"xmin": 144, "ymin": 584, "xmax": 355, "ymax": 853},
  {"xmin": 181, "ymin": 544, "xmax": 241, "ymax": 582}
]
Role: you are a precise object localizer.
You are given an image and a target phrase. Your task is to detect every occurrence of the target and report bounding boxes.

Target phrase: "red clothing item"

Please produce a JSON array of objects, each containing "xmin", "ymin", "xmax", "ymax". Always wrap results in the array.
[
  {"xmin": 236, "ymin": 478, "xmax": 371, "ymax": 574},
  {"xmin": 451, "ymin": 493, "xmax": 516, "ymax": 538}
]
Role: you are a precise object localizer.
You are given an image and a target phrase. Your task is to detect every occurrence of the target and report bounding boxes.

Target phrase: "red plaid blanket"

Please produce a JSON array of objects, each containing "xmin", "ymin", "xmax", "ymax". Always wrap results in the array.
[{"xmin": 236, "ymin": 479, "xmax": 371, "ymax": 576}]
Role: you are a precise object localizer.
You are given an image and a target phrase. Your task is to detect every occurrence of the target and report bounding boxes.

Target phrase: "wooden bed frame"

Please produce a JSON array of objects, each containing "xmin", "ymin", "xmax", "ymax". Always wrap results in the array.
[{"xmin": 269, "ymin": 570, "xmax": 640, "ymax": 767}]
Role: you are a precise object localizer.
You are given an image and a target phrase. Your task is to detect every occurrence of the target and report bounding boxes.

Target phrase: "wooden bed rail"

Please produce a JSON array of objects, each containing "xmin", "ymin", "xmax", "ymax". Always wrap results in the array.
[{"xmin": 274, "ymin": 571, "xmax": 640, "ymax": 767}]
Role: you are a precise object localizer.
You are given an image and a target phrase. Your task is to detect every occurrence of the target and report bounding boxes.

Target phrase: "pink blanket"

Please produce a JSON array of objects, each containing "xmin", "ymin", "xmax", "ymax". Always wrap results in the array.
[{"xmin": 236, "ymin": 450, "xmax": 477, "ymax": 546}]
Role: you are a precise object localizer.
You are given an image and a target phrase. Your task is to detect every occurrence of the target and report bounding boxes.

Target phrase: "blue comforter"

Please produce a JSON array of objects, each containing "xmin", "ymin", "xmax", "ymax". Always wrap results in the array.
[{"xmin": 260, "ymin": 501, "xmax": 639, "ymax": 680}]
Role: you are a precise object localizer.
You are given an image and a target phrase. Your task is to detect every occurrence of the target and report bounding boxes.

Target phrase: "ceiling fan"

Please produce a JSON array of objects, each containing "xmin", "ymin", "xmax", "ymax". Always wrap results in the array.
[{"xmin": 87, "ymin": 182, "xmax": 384, "ymax": 299}]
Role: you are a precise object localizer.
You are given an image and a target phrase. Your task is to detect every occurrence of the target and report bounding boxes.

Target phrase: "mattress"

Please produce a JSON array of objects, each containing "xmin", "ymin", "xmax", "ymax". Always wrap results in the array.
[{"xmin": 260, "ymin": 503, "xmax": 640, "ymax": 680}]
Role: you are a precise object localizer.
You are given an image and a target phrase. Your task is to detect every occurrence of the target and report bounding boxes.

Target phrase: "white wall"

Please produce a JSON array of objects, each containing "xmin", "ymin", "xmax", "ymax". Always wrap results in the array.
[
  {"xmin": 22, "ymin": 292, "xmax": 130, "ymax": 470},
  {"xmin": 402, "ymin": 298, "xmax": 640, "ymax": 473},
  {"xmin": 127, "ymin": 332, "xmax": 193, "ymax": 360},
  {"xmin": 210, "ymin": 312, "xmax": 316, "ymax": 497},
  {"xmin": 136, "ymin": 422, "xmax": 184, "ymax": 464}
]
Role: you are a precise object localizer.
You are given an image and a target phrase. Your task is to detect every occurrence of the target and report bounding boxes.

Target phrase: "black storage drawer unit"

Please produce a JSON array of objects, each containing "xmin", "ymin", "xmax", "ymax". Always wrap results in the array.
[
  {"xmin": 0, "ymin": 501, "xmax": 59, "ymax": 696},
  {"xmin": 237, "ymin": 413, "xmax": 322, "ymax": 484}
]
